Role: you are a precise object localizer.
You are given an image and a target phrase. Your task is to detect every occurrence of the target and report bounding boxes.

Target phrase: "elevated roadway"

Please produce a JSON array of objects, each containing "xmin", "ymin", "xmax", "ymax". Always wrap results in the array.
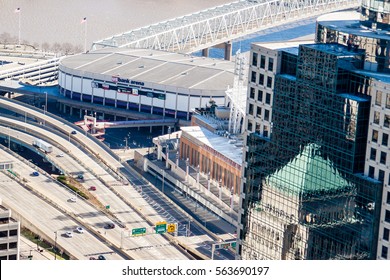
[
  {"xmin": 0, "ymin": 122, "xmax": 191, "ymax": 260},
  {"xmin": 0, "ymin": 107, "xmax": 235, "ymax": 259}
]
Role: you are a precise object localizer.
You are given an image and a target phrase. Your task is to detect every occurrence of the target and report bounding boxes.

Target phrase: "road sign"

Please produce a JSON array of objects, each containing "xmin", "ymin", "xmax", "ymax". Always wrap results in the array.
[
  {"xmin": 155, "ymin": 221, "xmax": 167, "ymax": 234},
  {"xmin": 167, "ymin": 223, "xmax": 176, "ymax": 233},
  {"xmin": 132, "ymin": 227, "xmax": 146, "ymax": 236}
]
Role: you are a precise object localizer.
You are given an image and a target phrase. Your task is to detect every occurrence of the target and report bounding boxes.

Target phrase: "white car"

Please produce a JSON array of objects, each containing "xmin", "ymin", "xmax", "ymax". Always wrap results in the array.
[
  {"xmin": 69, "ymin": 197, "xmax": 76, "ymax": 203},
  {"xmin": 76, "ymin": 227, "xmax": 84, "ymax": 234},
  {"xmin": 57, "ymin": 153, "xmax": 64, "ymax": 157},
  {"xmin": 65, "ymin": 231, "xmax": 73, "ymax": 238}
]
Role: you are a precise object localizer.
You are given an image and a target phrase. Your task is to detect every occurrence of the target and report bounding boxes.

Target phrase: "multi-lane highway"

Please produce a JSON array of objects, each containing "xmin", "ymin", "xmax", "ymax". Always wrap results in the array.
[{"xmin": 0, "ymin": 97, "xmax": 235, "ymax": 259}]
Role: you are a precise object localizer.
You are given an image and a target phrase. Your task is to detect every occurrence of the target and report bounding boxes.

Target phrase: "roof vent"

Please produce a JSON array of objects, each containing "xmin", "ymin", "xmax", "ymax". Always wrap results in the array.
[
  {"xmin": 139, "ymin": 65, "xmax": 144, "ymax": 68},
  {"xmin": 117, "ymin": 61, "xmax": 122, "ymax": 65},
  {"xmin": 181, "ymin": 72, "xmax": 188, "ymax": 75}
]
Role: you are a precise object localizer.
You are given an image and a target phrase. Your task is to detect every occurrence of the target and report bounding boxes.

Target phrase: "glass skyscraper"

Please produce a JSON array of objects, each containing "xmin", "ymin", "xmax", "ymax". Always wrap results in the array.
[{"xmin": 238, "ymin": 1, "xmax": 390, "ymax": 260}]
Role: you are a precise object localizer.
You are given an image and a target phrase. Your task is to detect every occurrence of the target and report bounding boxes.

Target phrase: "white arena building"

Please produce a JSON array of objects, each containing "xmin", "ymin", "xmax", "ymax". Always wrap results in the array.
[{"xmin": 58, "ymin": 48, "xmax": 237, "ymax": 120}]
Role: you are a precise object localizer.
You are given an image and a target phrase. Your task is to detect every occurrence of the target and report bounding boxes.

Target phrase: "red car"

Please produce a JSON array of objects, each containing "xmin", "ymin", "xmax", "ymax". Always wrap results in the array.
[{"xmin": 89, "ymin": 186, "xmax": 96, "ymax": 191}]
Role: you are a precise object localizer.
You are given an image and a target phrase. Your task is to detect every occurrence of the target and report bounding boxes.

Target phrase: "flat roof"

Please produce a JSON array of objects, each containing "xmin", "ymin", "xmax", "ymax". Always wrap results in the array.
[
  {"xmin": 60, "ymin": 48, "xmax": 239, "ymax": 92},
  {"xmin": 317, "ymin": 11, "xmax": 390, "ymax": 40},
  {"xmin": 181, "ymin": 126, "xmax": 242, "ymax": 166}
]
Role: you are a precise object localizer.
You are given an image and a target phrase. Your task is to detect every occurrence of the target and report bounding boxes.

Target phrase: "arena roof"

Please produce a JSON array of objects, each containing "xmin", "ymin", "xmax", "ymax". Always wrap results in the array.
[{"xmin": 60, "ymin": 48, "xmax": 239, "ymax": 92}]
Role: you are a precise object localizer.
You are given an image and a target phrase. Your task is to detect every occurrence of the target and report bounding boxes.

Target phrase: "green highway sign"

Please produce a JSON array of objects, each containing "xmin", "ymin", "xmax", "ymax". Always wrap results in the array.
[
  {"xmin": 155, "ymin": 222, "xmax": 167, "ymax": 234},
  {"xmin": 132, "ymin": 227, "xmax": 146, "ymax": 236}
]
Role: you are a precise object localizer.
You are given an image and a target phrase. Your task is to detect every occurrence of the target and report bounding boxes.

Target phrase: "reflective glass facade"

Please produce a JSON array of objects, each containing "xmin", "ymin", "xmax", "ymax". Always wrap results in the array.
[{"xmin": 239, "ymin": 43, "xmax": 383, "ymax": 260}]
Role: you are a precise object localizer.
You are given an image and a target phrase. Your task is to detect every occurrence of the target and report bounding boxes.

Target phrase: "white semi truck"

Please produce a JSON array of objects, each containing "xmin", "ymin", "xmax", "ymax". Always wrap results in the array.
[{"xmin": 32, "ymin": 138, "xmax": 53, "ymax": 153}]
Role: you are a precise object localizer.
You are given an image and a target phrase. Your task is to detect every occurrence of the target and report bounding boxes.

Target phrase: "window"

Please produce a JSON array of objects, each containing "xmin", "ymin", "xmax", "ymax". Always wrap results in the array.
[
  {"xmin": 247, "ymin": 121, "xmax": 253, "ymax": 131},
  {"xmin": 387, "ymin": 93, "xmax": 390, "ymax": 109},
  {"xmin": 268, "ymin": 57, "xmax": 274, "ymax": 71},
  {"xmin": 370, "ymin": 148, "xmax": 376, "ymax": 160},
  {"xmin": 258, "ymin": 90, "xmax": 263, "ymax": 102},
  {"xmin": 266, "ymin": 93, "xmax": 271, "ymax": 105},
  {"xmin": 9, "ymin": 230, "xmax": 17, "ymax": 236},
  {"xmin": 252, "ymin": 52, "xmax": 258, "ymax": 67},
  {"xmin": 385, "ymin": 210, "xmax": 390, "ymax": 223},
  {"xmin": 263, "ymin": 125, "xmax": 269, "ymax": 137},
  {"xmin": 379, "ymin": 169, "xmax": 385, "ymax": 182},
  {"xmin": 267, "ymin": 76, "xmax": 273, "ymax": 88},
  {"xmin": 250, "ymin": 87, "xmax": 255, "ymax": 99},
  {"xmin": 387, "ymin": 192, "xmax": 390, "ymax": 204},
  {"xmin": 384, "ymin": 114, "xmax": 390, "ymax": 128},
  {"xmin": 260, "ymin": 55, "xmax": 265, "ymax": 69},
  {"xmin": 381, "ymin": 246, "xmax": 388, "ymax": 259},
  {"xmin": 368, "ymin": 166, "xmax": 375, "ymax": 178},
  {"xmin": 374, "ymin": 111, "xmax": 380, "ymax": 124},
  {"xmin": 383, "ymin": 133, "xmax": 389, "ymax": 146},
  {"xmin": 259, "ymin": 74, "xmax": 264, "ymax": 85},
  {"xmin": 380, "ymin": 151, "xmax": 387, "ymax": 164},
  {"xmin": 251, "ymin": 71, "xmax": 256, "ymax": 83},
  {"xmin": 372, "ymin": 130, "xmax": 378, "ymax": 142},
  {"xmin": 248, "ymin": 103, "xmax": 254, "ymax": 115},
  {"xmin": 376, "ymin": 90, "xmax": 382, "ymax": 106},
  {"xmin": 256, "ymin": 106, "xmax": 262, "ymax": 118},
  {"xmin": 264, "ymin": 109, "xmax": 270, "ymax": 121},
  {"xmin": 384, "ymin": 228, "xmax": 390, "ymax": 241},
  {"xmin": 9, "ymin": 242, "xmax": 17, "ymax": 249}
]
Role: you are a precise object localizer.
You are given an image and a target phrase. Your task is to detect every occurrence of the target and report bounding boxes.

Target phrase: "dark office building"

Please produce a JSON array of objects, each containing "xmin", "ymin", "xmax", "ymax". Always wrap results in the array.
[{"xmin": 237, "ymin": 0, "xmax": 390, "ymax": 258}]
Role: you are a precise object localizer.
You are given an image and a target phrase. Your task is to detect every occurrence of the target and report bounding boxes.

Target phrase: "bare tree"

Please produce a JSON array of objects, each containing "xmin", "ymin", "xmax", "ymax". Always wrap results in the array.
[
  {"xmin": 74, "ymin": 44, "xmax": 83, "ymax": 54},
  {"xmin": 0, "ymin": 32, "xmax": 11, "ymax": 48},
  {"xmin": 52, "ymin": 42, "xmax": 62, "ymax": 54},
  {"xmin": 41, "ymin": 42, "xmax": 50, "ymax": 52},
  {"xmin": 61, "ymin": 42, "xmax": 73, "ymax": 55}
]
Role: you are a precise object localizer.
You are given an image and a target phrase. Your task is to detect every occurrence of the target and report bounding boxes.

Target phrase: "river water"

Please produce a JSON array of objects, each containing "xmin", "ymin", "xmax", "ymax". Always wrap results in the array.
[{"xmin": 0, "ymin": 0, "xmax": 233, "ymax": 49}]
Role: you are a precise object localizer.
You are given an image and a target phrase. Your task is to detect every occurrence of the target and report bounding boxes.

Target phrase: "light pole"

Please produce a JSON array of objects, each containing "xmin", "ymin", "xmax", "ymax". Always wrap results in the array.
[
  {"xmin": 185, "ymin": 158, "xmax": 189, "ymax": 181},
  {"xmin": 42, "ymin": 105, "xmax": 46, "ymax": 126},
  {"xmin": 175, "ymin": 151, "xmax": 179, "ymax": 167},
  {"xmin": 196, "ymin": 164, "xmax": 200, "ymax": 186},
  {"xmin": 44, "ymin": 91, "xmax": 47, "ymax": 114},
  {"xmin": 165, "ymin": 143, "xmax": 169, "ymax": 168},
  {"xmin": 219, "ymin": 179, "xmax": 222, "ymax": 202},
  {"xmin": 230, "ymin": 187, "xmax": 234, "ymax": 210},
  {"xmin": 207, "ymin": 171, "xmax": 211, "ymax": 193},
  {"xmin": 162, "ymin": 169, "xmax": 165, "ymax": 194},
  {"xmin": 7, "ymin": 127, "xmax": 10, "ymax": 149},
  {"xmin": 124, "ymin": 137, "xmax": 128, "ymax": 151},
  {"xmin": 54, "ymin": 231, "xmax": 58, "ymax": 260}
]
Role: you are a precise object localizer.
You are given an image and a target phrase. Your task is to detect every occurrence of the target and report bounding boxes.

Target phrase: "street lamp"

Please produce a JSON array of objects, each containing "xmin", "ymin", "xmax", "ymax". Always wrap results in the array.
[
  {"xmin": 162, "ymin": 169, "xmax": 165, "ymax": 194},
  {"xmin": 219, "ymin": 179, "xmax": 222, "ymax": 202},
  {"xmin": 196, "ymin": 164, "xmax": 200, "ymax": 185},
  {"xmin": 44, "ymin": 91, "xmax": 47, "ymax": 114},
  {"xmin": 54, "ymin": 231, "xmax": 58, "ymax": 260},
  {"xmin": 175, "ymin": 151, "xmax": 179, "ymax": 167},
  {"xmin": 230, "ymin": 187, "xmax": 234, "ymax": 210},
  {"xmin": 165, "ymin": 143, "xmax": 169, "ymax": 168},
  {"xmin": 207, "ymin": 171, "xmax": 211, "ymax": 193},
  {"xmin": 185, "ymin": 158, "xmax": 189, "ymax": 181}
]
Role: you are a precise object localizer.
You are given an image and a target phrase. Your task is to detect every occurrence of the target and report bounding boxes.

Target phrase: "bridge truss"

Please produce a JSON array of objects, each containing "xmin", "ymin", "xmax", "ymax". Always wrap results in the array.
[{"xmin": 92, "ymin": 0, "xmax": 360, "ymax": 53}]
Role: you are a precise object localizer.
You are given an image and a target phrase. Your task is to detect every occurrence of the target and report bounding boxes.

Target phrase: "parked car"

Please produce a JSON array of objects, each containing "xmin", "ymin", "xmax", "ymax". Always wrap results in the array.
[
  {"xmin": 65, "ymin": 231, "xmax": 73, "ymax": 238},
  {"xmin": 71, "ymin": 130, "xmax": 77, "ymax": 135},
  {"xmin": 76, "ymin": 227, "xmax": 84, "ymax": 234},
  {"xmin": 31, "ymin": 171, "xmax": 39, "ymax": 176},
  {"xmin": 89, "ymin": 186, "xmax": 96, "ymax": 191}
]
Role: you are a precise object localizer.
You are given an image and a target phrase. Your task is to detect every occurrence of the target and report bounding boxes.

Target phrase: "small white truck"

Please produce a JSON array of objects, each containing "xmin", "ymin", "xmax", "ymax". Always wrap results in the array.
[{"xmin": 32, "ymin": 138, "xmax": 53, "ymax": 153}]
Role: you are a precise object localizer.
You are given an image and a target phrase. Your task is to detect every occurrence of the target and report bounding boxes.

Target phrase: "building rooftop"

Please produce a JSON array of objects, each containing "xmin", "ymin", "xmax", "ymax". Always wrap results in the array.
[
  {"xmin": 252, "ymin": 40, "xmax": 314, "ymax": 55},
  {"xmin": 317, "ymin": 10, "xmax": 390, "ymax": 40},
  {"xmin": 181, "ymin": 126, "xmax": 242, "ymax": 166},
  {"xmin": 60, "ymin": 48, "xmax": 239, "ymax": 93}
]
